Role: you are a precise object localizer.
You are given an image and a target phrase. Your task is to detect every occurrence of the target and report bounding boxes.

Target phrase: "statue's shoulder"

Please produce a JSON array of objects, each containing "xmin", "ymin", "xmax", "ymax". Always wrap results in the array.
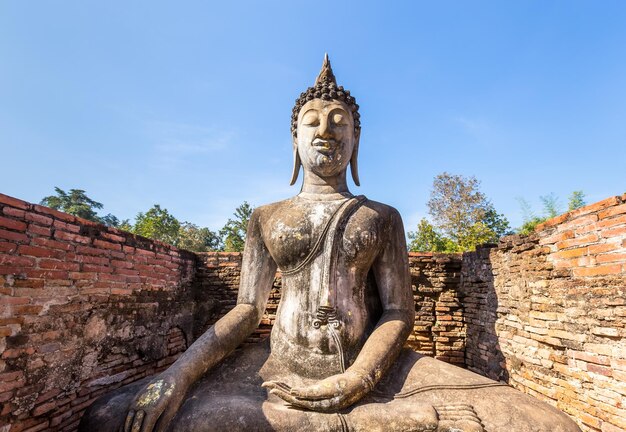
[
  {"xmin": 251, "ymin": 197, "xmax": 298, "ymax": 221},
  {"xmin": 360, "ymin": 198, "xmax": 403, "ymax": 224}
]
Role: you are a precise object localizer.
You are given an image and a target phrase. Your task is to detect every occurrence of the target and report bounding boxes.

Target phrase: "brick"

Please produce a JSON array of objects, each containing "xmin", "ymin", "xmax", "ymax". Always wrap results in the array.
[
  {"xmin": 602, "ymin": 226, "xmax": 626, "ymax": 238},
  {"xmin": 556, "ymin": 234, "xmax": 599, "ymax": 250},
  {"xmin": 599, "ymin": 203, "xmax": 626, "ymax": 219},
  {"xmin": 596, "ymin": 253, "xmax": 626, "ymax": 263},
  {"xmin": 93, "ymin": 239, "xmax": 122, "ymax": 251},
  {"xmin": 32, "ymin": 237, "xmax": 74, "ymax": 251},
  {"xmin": 0, "ymin": 255, "xmax": 36, "ymax": 267},
  {"xmin": 0, "ymin": 216, "xmax": 27, "ymax": 232},
  {"xmin": 82, "ymin": 264, "xmax": 112, "ymax": 273},
  {"xmin": 31, "ymin": 401, "xmax": 56, "ymax": 416},
  {"xmin": 572, "ymin": 264, "xmax": 622, "ymax": 277},
  {"xmin": 571, "ymin": 196, "xmax": 622, "ymax": 217},
  {"xmin": 76, "ymin": 245, "xmax": 106, "ymax": 256},
  {"xmin": 28, "ymin": 224, "xmax": 52, "ymax": 236},
  {"xmin": 38, "ymin": 259, "xmax": 80, "ymax": 271},
  {"xmin": 588, "ymin": 243, "xmax": 620, "ymax": 254},
  {"xmin": 2, "ymin": 207, "xmax": 26, "ymax": 218},
  {"xmin": 17, "ymin": 245, "xmax": 64, "ymax": 259},
  {"xmin": 32, "ymin": 204, "xmax": 76, "ymax": 222},
  {"xmin": 25, "ymin": 269, "xmax": 69, "ymax": 279},
  {"xmin": 25, "ymin": 212, "xmax": 53, "ymax": 226},
  {"xmin": 69, "ymin": 271, "xmax": 98, "ymax": 281},
  {"xmin": 598, "ymin": 214, "xmax": 626, "ymax": 229},
  {"xmin": 539, "ymin": 230, "xmax": 574, "ymax": 245},
  {"xmin": 592, "ymin": 327, "xmax": 620, "ymax": 337},
  {"xmin": 53, "ymin": 219, "xmax": 81, "ymax": 233},
  {"xmin": 553, "ymin": 247, "xmax": 587, "ymax": 259},
  {"xmin": 54, "ymin": 230, "xmax": 91, "ymax": 244},
  {"xmin": 0, "ymin": 193, "xmax": 29, "ymax": 209},
  {"xmin": 11, "ymin": 304, "xmax": 43, "ymax": 315},
  {"xmin": 102, "ymin": 232, "xmax": 126, "ymax": 243},
  {"xmin": 556, "ymin": 214, "xmax": 598, "ymax": 232},
  {"xmin": 0, "ymin": 242, "xmax": 17, "ymax": 253},
  {"xmin": 0, "ymin": 229, "xmax": 29, "ymax": 242},
  {"xmin": 536, "ymin": 213, "xmax": 570, "ymax": 231},
  {"xmin": 0, "ymin": 297, "xmax": 29, "ymax": 305},
  {"xmin": 568, "ymin": 350, "xmax": 611, "ymax": 365},
  {"xmin": 587, "ymin": 363, "xmax": 612, "ymax": 377}
]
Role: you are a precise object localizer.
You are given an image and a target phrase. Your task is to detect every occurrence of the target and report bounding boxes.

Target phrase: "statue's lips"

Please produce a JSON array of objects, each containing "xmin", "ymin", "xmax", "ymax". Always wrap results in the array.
[{"xmin": 311, "ymin": 139, "xmax": 338, "ymax": 155}]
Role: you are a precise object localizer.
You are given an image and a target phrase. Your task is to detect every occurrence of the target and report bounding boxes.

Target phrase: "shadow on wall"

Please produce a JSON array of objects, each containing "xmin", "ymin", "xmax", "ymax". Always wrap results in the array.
[
  {"xmin": 408, "ymin": 254, "xmax": 466, "ymax": 366},
  {"xmin": 461, "ymin": 245, "xmax": 510, "ymax": 382}
]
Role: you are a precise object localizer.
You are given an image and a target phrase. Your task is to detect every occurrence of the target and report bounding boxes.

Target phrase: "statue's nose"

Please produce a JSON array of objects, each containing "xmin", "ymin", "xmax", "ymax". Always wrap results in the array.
[{"xmin": 317, "ymin": 116, "xmax": 332, "ymax": 139}]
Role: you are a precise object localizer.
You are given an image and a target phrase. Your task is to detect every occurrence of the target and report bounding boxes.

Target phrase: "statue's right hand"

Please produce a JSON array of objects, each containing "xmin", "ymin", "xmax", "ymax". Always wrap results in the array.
[{"xmin": 123, "ymin": 372, "xmax": 187, "ymax": 432}]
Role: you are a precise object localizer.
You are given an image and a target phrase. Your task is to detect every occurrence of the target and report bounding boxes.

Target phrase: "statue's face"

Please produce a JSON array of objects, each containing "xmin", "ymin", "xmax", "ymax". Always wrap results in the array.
[{"xmin": 295, "ymin": 99, "xmax": 358, "ymax": 178}]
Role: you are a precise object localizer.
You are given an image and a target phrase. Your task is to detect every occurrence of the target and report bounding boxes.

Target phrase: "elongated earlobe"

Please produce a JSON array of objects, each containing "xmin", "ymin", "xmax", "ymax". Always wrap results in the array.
[
  {"xmin": 290, "ymin": 144, "xmax": 302, "ymax": 186},
  {"xmin": 350, "ymin": 131, "xmax": 360, "ymax": 186}
]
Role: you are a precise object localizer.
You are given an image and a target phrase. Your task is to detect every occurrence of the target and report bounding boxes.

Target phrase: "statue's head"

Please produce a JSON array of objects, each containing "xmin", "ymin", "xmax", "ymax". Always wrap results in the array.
[{"xmin": 290, "ymin": 54, "xmax": 361, "ymax": 186}]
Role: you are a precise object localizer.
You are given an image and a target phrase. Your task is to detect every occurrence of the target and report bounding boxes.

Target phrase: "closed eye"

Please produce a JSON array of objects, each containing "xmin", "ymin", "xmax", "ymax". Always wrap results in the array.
[{"xmin": 302, "ymin": 111, "xmax": 319, "ymax": 126}]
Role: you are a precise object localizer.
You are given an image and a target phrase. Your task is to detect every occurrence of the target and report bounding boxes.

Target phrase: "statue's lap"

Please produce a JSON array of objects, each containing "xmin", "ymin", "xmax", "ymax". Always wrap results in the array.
[{"xmin": 81, "ymin": 342, "xmax": 579, "ymax": 432}]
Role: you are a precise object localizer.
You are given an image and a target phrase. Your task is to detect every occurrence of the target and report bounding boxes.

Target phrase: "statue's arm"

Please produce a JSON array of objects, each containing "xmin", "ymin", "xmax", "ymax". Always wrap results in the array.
[
  {"xmin": 124, "ymin": 208, "xmax": 277, "ymax": 432},
  {"xmin": 169, "ymin": 207, "xmax": 277, "ymax": 385},
  {"xmin": 347, "ymin": 207, "xmax": 414, "ymax": 386}
]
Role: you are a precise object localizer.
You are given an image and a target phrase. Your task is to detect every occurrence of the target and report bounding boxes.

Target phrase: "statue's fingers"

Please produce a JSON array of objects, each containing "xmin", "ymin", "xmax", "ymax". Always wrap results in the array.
[
  {"xmin": 131, "ymin": 410, "xmax": 144, "ymax": 432},
  {"xmin": 124, "ymin": 410, "xmax": 135, "ymax": 432},
  {"xmin": 304, "ymin": 395, "xmax": 343, "ymax": 412},
  {"xmin": 154, "ymin": 402, "xmax": 178, "ymax": 432},
  {"xmin": 262, "ymin": 380, "xmax": 292, "ymax": 392},
  {"xmin": 290, "ymin": 384, "xmax": 334, "ymax": 400},
  {"xmin": 139, "ymin": 409, "xmax": 160, "ymax": 432},
  {"xmin": 269, "ymin": 388, "xmax": 302, "ymax": 406}
]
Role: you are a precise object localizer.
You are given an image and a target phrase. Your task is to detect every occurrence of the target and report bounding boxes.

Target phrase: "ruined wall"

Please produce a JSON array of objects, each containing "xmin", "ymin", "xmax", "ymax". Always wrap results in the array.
[
  {"xmin": 0, "ymin": 194, "xmax": 196, "ymax": 432},
  {"xmin": 407, "ymin": 252, "xmax": 464, "ymax": 365},
  {"xmin": 462, "ymin": 195, "xmax": 626, "ymax": 432}
]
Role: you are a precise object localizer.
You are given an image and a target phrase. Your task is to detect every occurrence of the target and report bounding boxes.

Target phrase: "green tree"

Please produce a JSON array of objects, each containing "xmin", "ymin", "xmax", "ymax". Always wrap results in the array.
[
  {"xmin": 41, "ymin": 187, "xmax": 104, "ymax": 222},
  {"xmin": 568, "ymin": 191, "xmax": 586, "ymax": 211},
  {"xmin": 408, "ymin": 218, "xmax": 457, "ymax": 252},
  {"xmin": 219, "ymin": 201, "xmax": 253, "ymax": 252},
  {"xmin": 422, "ymin": 173, "xmax": 510, "ymax": 251},
  {"xmin": 100, "ymin": 213, "xmax": 132, "ymax": 229},
  {"xmin": 133, "ymin": 205, "xmax": 181, "ymax": 244},
  {"xmin": 177, "ymin": 222, "xmax": 220, "ymax": 252},
  {"xmin": 539, "ymin": 193, "xmax": 562, "ymax": 218},
  {"xmin": 516, "ymin": 191, "xmax": 587, "ymax": 235}
]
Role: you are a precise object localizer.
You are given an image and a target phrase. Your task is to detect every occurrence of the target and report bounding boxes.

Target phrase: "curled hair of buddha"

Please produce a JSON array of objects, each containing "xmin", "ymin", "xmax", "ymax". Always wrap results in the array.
[{"xmin": 290, "ymin": 54, "xmax": 361, "ymax": 138}]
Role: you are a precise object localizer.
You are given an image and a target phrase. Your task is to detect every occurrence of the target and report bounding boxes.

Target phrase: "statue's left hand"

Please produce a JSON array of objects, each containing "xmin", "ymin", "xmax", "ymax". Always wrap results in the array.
[
  {"xmin": 123, "ymin": 372, "xmax": 188, "ymax": 432},
  {"xmin": 262, "ymin": 370, "xmax": 371, "ymax": 412}
]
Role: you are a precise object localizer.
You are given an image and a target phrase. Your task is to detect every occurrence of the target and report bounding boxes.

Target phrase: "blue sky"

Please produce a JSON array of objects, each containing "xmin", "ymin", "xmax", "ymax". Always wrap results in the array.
[{"xmin": 2, "ymin": 1, "xmax": 625, "ymax": 232}]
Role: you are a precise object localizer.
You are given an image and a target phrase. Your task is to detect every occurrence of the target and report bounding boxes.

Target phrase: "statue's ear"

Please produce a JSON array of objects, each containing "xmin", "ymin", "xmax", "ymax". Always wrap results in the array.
[
  {"xmin": 289, "ymin": 137, "xmax": 302, "ymax": 186},
  {"xmin": 350, "ymin": 129, "xmax": 361, "ymax": 187}
]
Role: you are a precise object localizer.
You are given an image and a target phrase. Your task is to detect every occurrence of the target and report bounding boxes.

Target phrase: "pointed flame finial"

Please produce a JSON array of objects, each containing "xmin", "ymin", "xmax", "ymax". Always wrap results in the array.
[{"xmin": 314, "ymin": 53, "xmax": 337, "ymax": 87}]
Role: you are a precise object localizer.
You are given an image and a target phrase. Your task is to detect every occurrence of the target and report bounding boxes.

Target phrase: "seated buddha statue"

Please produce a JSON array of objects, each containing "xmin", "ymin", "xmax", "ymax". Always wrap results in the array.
[{"xmin": 80, "ymin": 55, "xmax": 581, "ymax": 432}]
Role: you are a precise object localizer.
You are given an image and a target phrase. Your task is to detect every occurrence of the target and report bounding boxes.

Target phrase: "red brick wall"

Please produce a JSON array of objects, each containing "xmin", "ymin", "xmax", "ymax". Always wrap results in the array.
[
  {"xmin": 0, "ymin": 194, "xmax": 196, "ymax": 432},
  {"xmin": 407, "ymin": 252, "xmax": 465, "ymax": 365},
  {"xmin": 462, "ymin": 195, "xmax": 626, "ymax": 432}
]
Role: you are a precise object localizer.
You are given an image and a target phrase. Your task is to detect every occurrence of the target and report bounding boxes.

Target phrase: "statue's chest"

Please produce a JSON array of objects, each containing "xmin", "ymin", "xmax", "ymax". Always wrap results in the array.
[{"xmin": 263, "ymin": 201, "xmax": 381, "ymax": 270}]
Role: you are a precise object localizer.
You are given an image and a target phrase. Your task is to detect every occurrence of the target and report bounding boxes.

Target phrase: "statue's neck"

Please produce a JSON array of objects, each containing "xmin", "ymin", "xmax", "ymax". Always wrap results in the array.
[{"xmin": 299, "ymin": 170, "xmax": 352, "ymax": 199}]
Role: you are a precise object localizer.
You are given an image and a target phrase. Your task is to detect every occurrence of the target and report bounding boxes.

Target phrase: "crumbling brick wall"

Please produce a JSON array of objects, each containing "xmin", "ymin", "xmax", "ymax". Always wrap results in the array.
[
  {"xmin": 0, "ymin": 194, "xmax": 196, "ymax": 431},
  {"xmin": 461, "ymin": 195, "xmax": 626, "ymax": 432},
  {"xmin": 407, "ymin": 252, "xmax": 464, "ymax": 365}
]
